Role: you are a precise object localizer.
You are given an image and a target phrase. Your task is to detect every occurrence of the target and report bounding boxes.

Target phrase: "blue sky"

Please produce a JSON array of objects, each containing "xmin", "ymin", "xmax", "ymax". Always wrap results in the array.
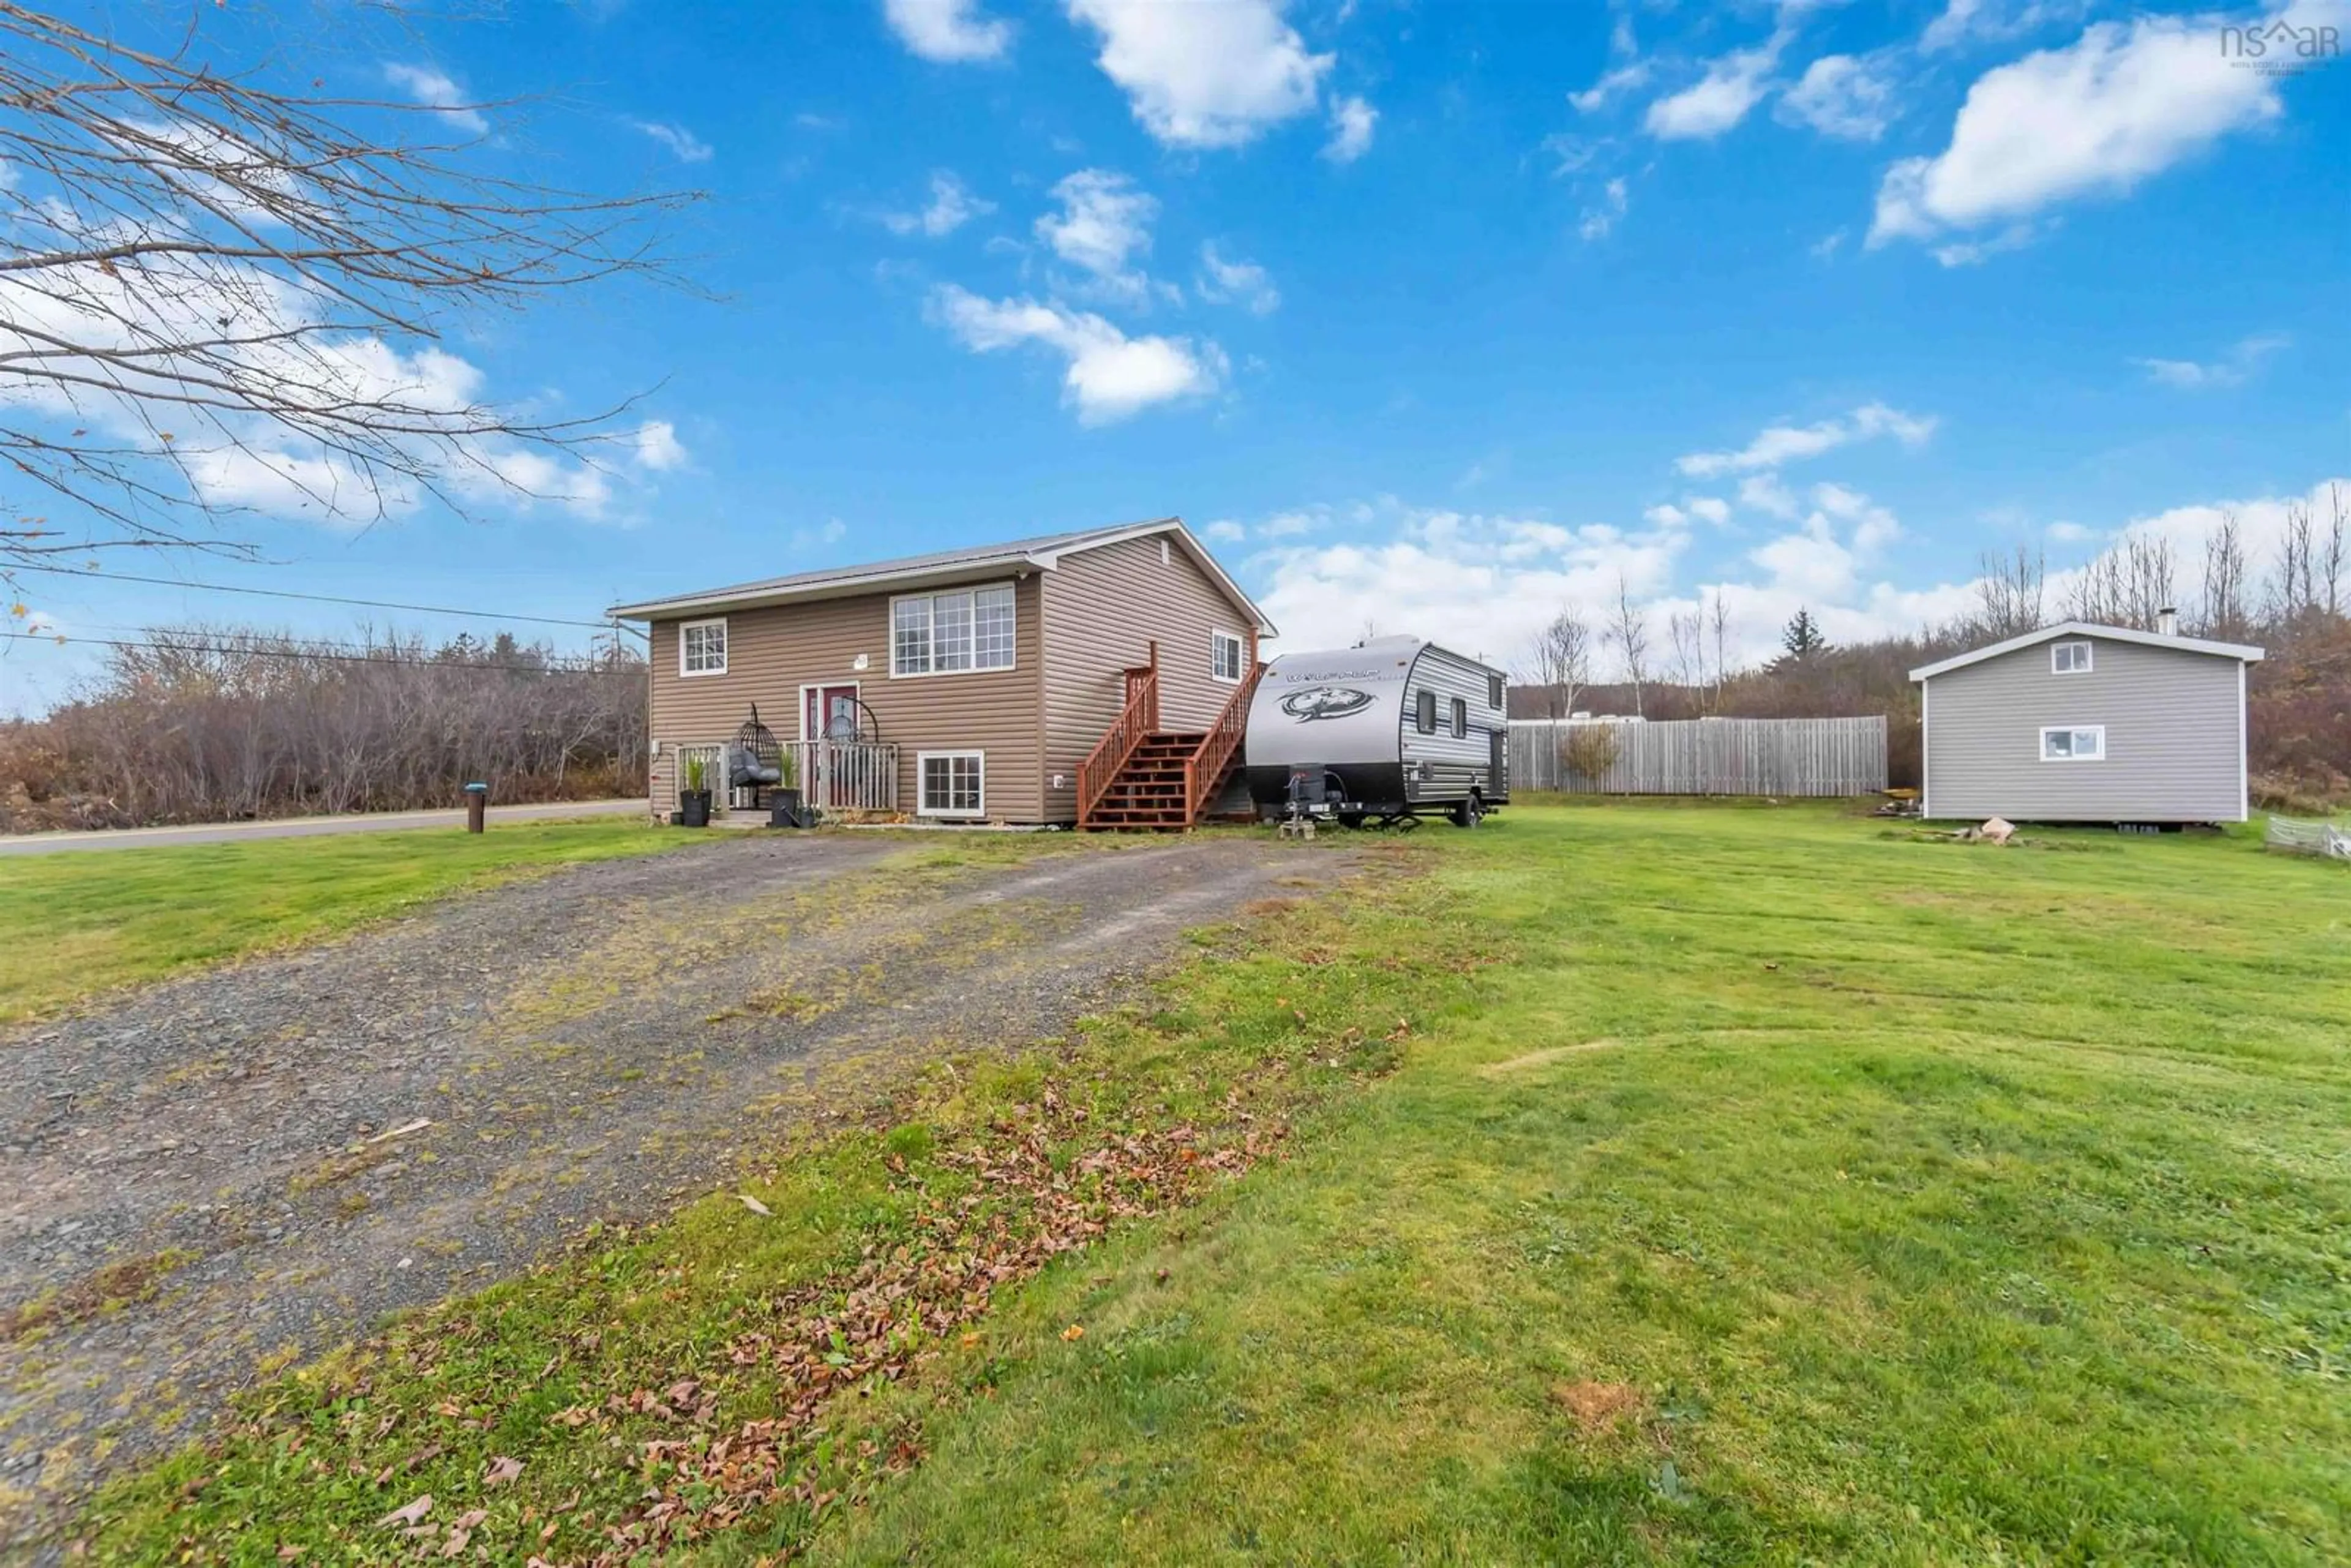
[{"xmin": 5, "ymin": 0, "xmax": 2347, "ymax": 711}]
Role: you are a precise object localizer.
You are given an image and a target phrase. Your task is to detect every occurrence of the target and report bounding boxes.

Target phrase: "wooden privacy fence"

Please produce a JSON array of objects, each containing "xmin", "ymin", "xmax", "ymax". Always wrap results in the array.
[{"xmin": 1510, "ymin": 716, "xmax": 1888, "ymax": 797}]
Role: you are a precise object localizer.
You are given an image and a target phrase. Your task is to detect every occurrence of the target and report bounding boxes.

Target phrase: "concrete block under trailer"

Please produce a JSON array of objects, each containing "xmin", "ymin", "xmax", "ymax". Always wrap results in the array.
[{"xmin": 1242, "ymin": 636, "xmax": 1509, "ymax": 828}]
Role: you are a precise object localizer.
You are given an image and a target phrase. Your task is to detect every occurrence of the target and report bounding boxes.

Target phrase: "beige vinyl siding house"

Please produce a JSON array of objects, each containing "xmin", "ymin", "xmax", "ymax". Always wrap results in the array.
[
  {"xmin": 1911, "ymin": 621, "xmax": 2264, "ymax": 823},
  {"xmin": 614, "ymin": 519, "xmax": 1273, "ymax": 827}
]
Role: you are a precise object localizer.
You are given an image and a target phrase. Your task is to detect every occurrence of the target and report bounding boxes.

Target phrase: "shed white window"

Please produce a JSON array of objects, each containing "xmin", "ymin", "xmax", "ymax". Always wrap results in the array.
[
  {"xmin": 679, "ymin": 617, "xmax": 728, "ymax": 678},
  {"xmin": 1415, "ymin": 688, "xmax": 1437, "ymax": 734},
  {"xmin": 2041, "ymin": 726, "xmax": 2105, "ymax": 762},
  {"xmin": 917, "ymin": 751, "xmax": 985, "ymax": 817},
  {"xmin": 893, "ymin": 584, "xmax": 1014, "ymax": 677},
  {"xmin": 2051, "ymin": 640, "xmax": 2093, "ymax": 675},
  {"xmin": 1212, "ymin": 629, "xmax": 1246, "ymax": 683}
]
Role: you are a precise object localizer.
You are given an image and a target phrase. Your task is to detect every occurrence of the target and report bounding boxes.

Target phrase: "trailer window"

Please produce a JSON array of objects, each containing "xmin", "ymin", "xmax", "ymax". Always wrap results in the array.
[
  {"xmin": 1450, "ymin": 696, "xmax": 1468, "ymax": 738},
  {"xmin": 1415, "ymin": 689, "xmax": 1436, "ymax": 733},
  {"xmin": 1487, "ymin": 672, "xmax": 1504, "ymax": 708}
]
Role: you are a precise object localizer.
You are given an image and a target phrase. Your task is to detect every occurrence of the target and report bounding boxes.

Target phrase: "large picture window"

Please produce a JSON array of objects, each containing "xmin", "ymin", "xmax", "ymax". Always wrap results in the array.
[
  {"xmin": 918, "ymin": 751, "xmax": 985, "ymax": 817},
  {"xmin": 893, "ymin": 584, "xmax": 1014, "ymax": 676},
  {"xmin": 679, "ymin": 617, "xmax": 727, "ymax": 677},
  {"xmin": 2041, "ymin": 726, "xmax": 2105, "ymax": 762}
]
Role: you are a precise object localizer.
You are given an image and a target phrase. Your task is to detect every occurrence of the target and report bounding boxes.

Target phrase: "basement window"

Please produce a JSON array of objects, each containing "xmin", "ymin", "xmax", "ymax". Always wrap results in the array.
[
  {"xmin": 2051, "ymin": 640, "xmax": 2093, "ymax": 675},
  {"xmin": 2040, "ymin": 726, "xmax": 2105, "ymax": 762},
  {"xmin": 918, "ymin": 751, "xmax": 985, "ymax": 817}
]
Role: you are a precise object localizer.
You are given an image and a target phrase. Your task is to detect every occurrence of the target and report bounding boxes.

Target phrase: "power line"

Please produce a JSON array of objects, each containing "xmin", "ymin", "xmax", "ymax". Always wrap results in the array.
[
  {"xmin": 5, "ymin": 563, "xmax": 642, "ymax": 636},
  {"xmin": 2, "ymin": 631, "xmax": 642, "ymax": 677}
]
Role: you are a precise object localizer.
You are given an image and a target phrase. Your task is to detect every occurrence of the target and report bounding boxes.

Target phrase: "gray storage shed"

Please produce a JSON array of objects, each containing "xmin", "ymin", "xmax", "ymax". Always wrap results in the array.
[{"xmin": 1911, "ymin": 618, "xmax": 2265, "ymax": 823}]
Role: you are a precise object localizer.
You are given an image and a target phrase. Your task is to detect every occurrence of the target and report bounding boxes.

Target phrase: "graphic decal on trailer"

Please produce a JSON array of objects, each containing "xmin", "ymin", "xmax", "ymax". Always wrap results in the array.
[{"xmin": 1278, "ymin": 686, "xmax": 1375, "ymax": 722}]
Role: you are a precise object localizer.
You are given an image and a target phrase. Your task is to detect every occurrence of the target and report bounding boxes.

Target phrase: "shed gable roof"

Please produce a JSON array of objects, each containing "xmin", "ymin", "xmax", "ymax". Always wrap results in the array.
[
  {"xmin": 1908, "ymin": 621, "xmax": 2265, "ymax": 683},
  {"xmin": 609, "ymin": 517, "xmax": 1274, "ymax": 634}
]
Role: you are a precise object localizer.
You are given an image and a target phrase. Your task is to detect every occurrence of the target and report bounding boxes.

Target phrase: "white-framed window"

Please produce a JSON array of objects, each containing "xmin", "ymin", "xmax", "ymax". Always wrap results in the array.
[
  {"xmin": 917, "ymin": 751, "xmax": 985, "ymax": 817},
  {"xmin": 2052, "ymin": 640, "xmax": 2093, "ymax": 675},
  {"xmin": 2041, "ymin": 725, "xmax": 2105, "ymax": 762},
  {"xmin": 1415, "ymin": 688, "xmax": 1436, "ymax": 734},
  {"xmin": 679, "ymin": 617, "xmax": 727, "ymax": 678},
  {"xmin": 1212, "ymin": 629, "xmax": 1246, "ymax": 683},
  {"xmin": 892, "ymin": 583, "xmax": 1014, "ymax": 677},
  {"xmin": 1450, "ymin": 696, "xmax": 1469, "ymax": 739}
]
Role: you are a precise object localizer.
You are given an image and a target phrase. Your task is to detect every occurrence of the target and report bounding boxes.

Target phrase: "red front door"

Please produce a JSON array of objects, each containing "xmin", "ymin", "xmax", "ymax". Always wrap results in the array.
[{"xmin": 804, "ymin": 685, "xmax": 859, "ymax": 741}]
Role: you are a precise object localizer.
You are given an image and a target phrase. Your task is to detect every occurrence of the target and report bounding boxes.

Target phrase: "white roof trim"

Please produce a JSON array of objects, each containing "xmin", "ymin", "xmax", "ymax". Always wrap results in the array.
[
  {"xmin": 610, "ymin": 519, "xmax": 1277, "ymax": 636},
  {"xmin": 1909, "ymin": 621, "xmax": 2265, "ymax": 681}
]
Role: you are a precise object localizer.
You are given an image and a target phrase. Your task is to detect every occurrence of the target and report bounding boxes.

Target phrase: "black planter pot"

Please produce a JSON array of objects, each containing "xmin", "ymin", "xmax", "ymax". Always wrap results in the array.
[
  {"xmin": 679, "ymin": 790, "xmax": 712, "ymax": 828},
  {"xmin": 768, "ymin": 787, "xmax": 806, "ymax": 828}
]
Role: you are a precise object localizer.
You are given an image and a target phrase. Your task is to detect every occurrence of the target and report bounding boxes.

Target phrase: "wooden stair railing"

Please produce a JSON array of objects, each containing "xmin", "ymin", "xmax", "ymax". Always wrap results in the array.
[
  {"xmin": 1180, "ymin": 661, "xmax": 1264, "ymax": 823},
  {"xmin": 1077, "ymin": 645, "xmax": 1159, "ymax": 828}
]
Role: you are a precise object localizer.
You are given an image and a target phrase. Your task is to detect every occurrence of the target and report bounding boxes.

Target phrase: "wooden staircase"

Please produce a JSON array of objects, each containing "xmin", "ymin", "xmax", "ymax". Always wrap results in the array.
[{"xmin": 1076, "ymin": 646, "xmax": 1262, "ymax": 831}]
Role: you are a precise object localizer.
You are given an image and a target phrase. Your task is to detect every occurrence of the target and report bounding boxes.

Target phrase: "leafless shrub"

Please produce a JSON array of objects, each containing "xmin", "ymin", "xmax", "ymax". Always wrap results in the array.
[
  {"xmin": 1559, "ymin": 722, "xmax": 1620, "ymax": 782},
  {"xmin": 1, "ymin": 622, "xmax": 644, "ymax": 828}
]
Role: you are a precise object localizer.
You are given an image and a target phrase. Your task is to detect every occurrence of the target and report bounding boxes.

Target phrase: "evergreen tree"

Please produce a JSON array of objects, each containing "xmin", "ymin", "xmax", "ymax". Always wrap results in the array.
[{"xmin": 1780, "ymin": 607, "xmax": 1828, "ymax": 661}]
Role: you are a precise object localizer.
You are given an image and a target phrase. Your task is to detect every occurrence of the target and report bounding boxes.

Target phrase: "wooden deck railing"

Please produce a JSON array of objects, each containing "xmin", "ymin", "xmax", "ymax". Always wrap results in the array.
[
  {"xmin": 784, "ymin": 739, "xmax": 898, "ymax": 812},
  {"xmin": 1181, "ymin": 662, "xmax": 1263, "ymax": 822},
  {"xmin": 1077, "ymin": 650, "xmax": 1160, "ymax": 828}
]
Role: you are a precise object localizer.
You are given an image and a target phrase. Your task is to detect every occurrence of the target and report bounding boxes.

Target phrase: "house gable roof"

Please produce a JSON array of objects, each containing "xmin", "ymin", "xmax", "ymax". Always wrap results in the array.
[
  {"xmin": 608, "ymin": 517, "xmax": 1275, "ymax": 634},
  {"xmin": 1908, "ymin": 620, "xmax": 2265, "ymax": 682}
]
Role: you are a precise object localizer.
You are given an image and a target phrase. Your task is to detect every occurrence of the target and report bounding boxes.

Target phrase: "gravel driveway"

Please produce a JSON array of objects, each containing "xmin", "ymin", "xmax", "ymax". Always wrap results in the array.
[{"xmin": 0, "ymin": 830, "xmax": 1349, "ymax": 1550}]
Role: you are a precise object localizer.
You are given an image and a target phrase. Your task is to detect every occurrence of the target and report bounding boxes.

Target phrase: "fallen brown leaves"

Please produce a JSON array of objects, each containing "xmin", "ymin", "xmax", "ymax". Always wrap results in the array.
[{"xmin": 574, "ymin": 1080, "xmax": 1291, "ymax": 1561}]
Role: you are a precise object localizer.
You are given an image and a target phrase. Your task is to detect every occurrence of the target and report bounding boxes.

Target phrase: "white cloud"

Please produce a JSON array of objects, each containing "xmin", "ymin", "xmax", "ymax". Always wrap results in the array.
[
  {"xmin": 1921, "ymin": 0, "xmax": 2087, "ymax": 53},
  {"xmin": 1740, "ymin": 473, "xmax": 1801, "ymax": 519},
  {"xmin": 382, "ymin": 64, "xmax": 489, "ymax": 136},
  {"xmin": 1323, "ymin": 95, "xmax": 1378, "ymax": 162},
  {"xmin": 632, "ymin": 420, "xmax": 688, "ymax": 471},
  {"xmin": 1037, "ymin": 169, "xmax": 1157, "ymax": 277},
  {"xmin": 885, "ymin": 171, "xmax": 996, "ymax": 238},
  {"xmin": 1065, "ymin": 0, "xmax": 1332, "ymax": 149},
  {"xmin": 1927, "ymin": 223, "xmax": 2041, "ymax": 267},
  {"xmin": 926, "ymin": 285, "xmax": 1224, "ymax": 424},
  {"xmin": 1204, "ymin": 519, "xmax": 1247, "ymax": 542},
  {"xmin": 0, "ymin": 233, "xmax": 621, "ymax": 526},
  {"xmin": 1778, "ymin": 53, "xmax": 1897, "ymax": 140},
  {"xmin": 1569, "ymin": 62, "xmax": 1653, "ymax": 114},
  {"xmin": 1678, "ymin": 402, "xmax": 1938, "ymax": 478},
  {"xmin": 1644, "ymin": 34, "xmax": 1787, "ymax": 140},
  {"xmin": 881, "ymin": 0, "xmax": 1014, "ymax": 62},
  {"xmin": 2132, "ymin": 332, "xmax": 2290, "ymax": 389},
  {"xmin": 1198, "ymin": 242, "xmax": 1280, "ymax": 314},
  {"xmin": 1685, "ymin": 495, "xmax": 1733, "ymax": 526},
  {"xmin": 2047, "ymin": 520, "xmax": 2101, "ymax": 542},
  {"xmin": 1869, "ymin": 9, "xmax": 2301, "ymax": 253},
  {"xmin": 631, "ymin": 120, "xmax": 714, "ymax": 163},
  {"xmin": 1253, "ymin": 503, "xmax": 1688, "ymax": 657},
  {"xmin": 1812, "ymin": 481, "xmax": 1902, "ymax": 550},
  {"xmin": 1579, "ymin": 176, "xmax": 1630, "ymax": 241},
  {"xmin": 1644, "ymin": 503, "xmax": 1688, "ymax": 528}
]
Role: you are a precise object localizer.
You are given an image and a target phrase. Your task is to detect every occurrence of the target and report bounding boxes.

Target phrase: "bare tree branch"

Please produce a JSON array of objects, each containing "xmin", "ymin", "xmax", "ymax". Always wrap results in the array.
[{"xmin": 0, "ymin": 1, "xmax": 701, "ymax": 572}]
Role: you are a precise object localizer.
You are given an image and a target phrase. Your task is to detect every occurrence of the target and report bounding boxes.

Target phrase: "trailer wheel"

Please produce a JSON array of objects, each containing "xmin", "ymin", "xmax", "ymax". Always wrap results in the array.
[{"xmin": 1450, "ymin": 794, "xmax": 1483, "ymax": 828}]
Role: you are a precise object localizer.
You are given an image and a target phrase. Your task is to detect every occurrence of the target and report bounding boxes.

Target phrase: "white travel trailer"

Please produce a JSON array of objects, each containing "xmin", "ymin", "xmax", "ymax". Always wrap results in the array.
[{"xmin": 1242, "ymin": 636, "xmax": 1509, "ymax": 827}]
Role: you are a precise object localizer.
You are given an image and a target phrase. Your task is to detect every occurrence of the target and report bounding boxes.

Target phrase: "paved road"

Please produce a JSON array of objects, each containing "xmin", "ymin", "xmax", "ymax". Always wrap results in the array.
[
  {"xmin": 0, "ymin": 797, "xmax": 646, "ymax": 857},
  {"xmin": 0, "ymin": 830, "xmax": 1352, "ymax": 1550}
]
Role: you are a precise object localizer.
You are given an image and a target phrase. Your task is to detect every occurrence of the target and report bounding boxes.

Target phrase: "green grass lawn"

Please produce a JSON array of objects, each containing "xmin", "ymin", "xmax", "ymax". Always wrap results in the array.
[
  {"xmin": 72, "ymin": 802, "xmax": 2351, "ymax": 1564},
  {"xmin": 0, "ymin": 817, "xmax": 686, "ymax": 1024}
]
